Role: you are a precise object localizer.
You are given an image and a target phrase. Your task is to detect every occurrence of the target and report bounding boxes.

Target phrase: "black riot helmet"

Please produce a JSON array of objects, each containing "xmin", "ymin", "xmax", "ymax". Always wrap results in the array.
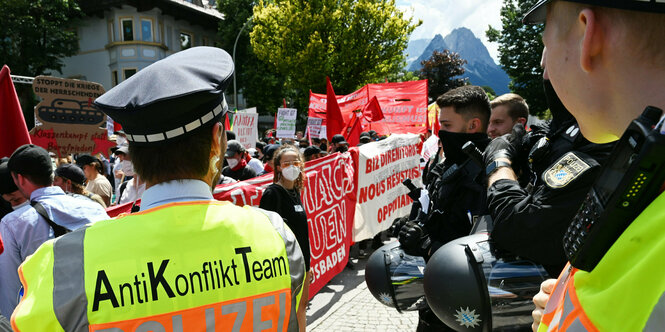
[
  {"xmin": 365, "ymin": 241, "xmax": 428, "ymax": 312},
  {"xmin": 424, "ymin": 233, "xmax": 550, "ymax": 331}
]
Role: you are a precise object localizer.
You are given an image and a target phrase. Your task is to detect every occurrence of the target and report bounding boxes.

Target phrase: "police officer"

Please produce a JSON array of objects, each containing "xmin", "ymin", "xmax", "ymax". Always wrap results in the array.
[
  {"xmin": 12, "ymin": 47, "xmax": 307, "ymax": 331},
  {"xmin": 398, "ymin": 85, "xmax": 491, "ymax": 331},
  {"xmin": 522, "ymin": 0, "xmax": 665, "ymax": 330},
  {"xmin": 484, "ymin": 79, "xmax": 614, "ymax": 276}
]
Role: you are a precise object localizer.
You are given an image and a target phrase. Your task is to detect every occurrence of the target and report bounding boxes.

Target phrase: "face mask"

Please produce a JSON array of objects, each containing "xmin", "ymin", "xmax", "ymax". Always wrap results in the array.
[
  {"xmin": 437, "ymin": 130, "xmax": 490, "ymax": 165},
  {"xmin": 121, "ymin": 160, "xmax": 135, "ymax": 177},
  {"xmin": 226, "ymin": 158, "xmax": 239, "ymax": 169},
  {"xmin": 282, "ymin": 165, "xmax": 301, "ymax": 181}
]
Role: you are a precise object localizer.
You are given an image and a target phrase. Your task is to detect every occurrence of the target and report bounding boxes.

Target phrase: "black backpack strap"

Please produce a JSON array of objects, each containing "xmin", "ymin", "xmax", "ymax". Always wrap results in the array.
[{"xmin": 30, "ymin": 201, "xmax": 70, "ymax": 237}]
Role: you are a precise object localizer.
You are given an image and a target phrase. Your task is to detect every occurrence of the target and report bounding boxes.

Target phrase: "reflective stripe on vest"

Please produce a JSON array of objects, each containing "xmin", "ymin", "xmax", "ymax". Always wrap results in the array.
[
  {"xmin": 539, "ymin": 192, "xmax": 665, "ymax": 332},
  {"xmin": 12, "ymin": 201, "xmax": 305, "ymax": 332},
  {"xmin": 539, "ymin": 265, "xmax": 596, "ymax": 332}
]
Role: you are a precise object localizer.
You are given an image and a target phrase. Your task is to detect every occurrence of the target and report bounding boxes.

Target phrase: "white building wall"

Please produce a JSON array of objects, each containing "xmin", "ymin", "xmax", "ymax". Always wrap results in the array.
[{"xmin": 58, "ymin": 3, "xmax": 219, "ymax": 92}]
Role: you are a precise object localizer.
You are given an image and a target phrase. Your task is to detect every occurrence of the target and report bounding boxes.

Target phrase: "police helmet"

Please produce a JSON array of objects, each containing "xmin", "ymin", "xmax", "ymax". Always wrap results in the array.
[
  {"xmin": 424, "ymin": 233, "xmax": 549, "ymax": 331},
  {"xmin": 365, "ymin": 241, "xmax": 428, "ymax": 312}
]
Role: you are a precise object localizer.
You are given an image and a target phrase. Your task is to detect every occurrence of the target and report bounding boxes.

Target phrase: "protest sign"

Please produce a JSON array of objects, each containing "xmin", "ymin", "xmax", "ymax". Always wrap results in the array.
[
  {"xmin": 213, "ymin": 151, "xmax": 357, "ymax": 298},
  {"xmin": 233, "ymin": 112, "xmax": 259, "ymax": 150},
  {"xmin": 354, "ymin": 134, "xmax": 422, "ymax": 241},
  {"xmin": 30, "ymin": 76, "xmax": 115, "ymax": 157},
  {"xmin": 276, "ymin": 108, "xmax": 297, "ymax": 138},
  {"xmin": 308, "ymin": 80, "xmax": 428, "ymax": 136},
  {"xmin": 421, "ymin": 134, "xmax": 440, "ymax": 165},
  {"xmin": 306, "ymin": 117, "xmax": 323, "ymax": 139}
]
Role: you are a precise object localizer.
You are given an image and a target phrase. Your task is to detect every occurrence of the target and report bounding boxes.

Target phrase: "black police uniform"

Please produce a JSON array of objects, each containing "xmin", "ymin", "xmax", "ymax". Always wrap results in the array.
[
  {"xmin": 487, "ymin": 82, "xmax": 615, "ymax": 276},
  {"xmin": 400, "ymin": 130, "xmax": 490, "ymax": 332}
]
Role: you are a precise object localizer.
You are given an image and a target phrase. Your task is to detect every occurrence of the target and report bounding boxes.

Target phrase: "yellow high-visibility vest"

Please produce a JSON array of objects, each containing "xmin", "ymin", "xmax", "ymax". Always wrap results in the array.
[
  {"xmin": 12, "ymin": 200, "xmax": 305, "ymax": 332},
  {"xmin": 539, "ymin": 192, "xmax": 665, "ymax": 331}
]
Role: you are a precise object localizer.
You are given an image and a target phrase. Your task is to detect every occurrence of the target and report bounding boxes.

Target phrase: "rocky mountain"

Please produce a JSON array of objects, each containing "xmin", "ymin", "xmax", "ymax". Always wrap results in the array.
[
  {"xmin": 407, "ymin": 27, "xmax": 511, "ymax": 95},
  {"xmin": 404, "ymin": 38, "xmax": 431, "ymax": 68}
]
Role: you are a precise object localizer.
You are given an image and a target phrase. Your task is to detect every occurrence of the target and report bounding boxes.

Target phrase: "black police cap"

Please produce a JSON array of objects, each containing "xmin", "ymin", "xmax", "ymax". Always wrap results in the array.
[
  {"xmin": 94, "ymin": 47, "xmax": 234, "ymax": 145},
  {"xmin": 7, "ymin": 144, "xmax": 53, "ymax": 180},
  {"xmin": 55, "ymin": 164, "xmax": 86, "ymax": 185},
  {"xmin": 0, "ymin": 159, "xmax": 18, "ymax": 195},
  {"xmin": 524, "ymin": 0, "xmax": 665, "ymax": 24}
]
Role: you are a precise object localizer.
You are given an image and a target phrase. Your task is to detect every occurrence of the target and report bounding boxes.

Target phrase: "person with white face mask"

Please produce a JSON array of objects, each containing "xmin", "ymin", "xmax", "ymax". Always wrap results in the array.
[
  {"xmin": 259, "ymin": 145, "xmax": 311, "ymax": 330},
  {"xmin": 221, "ymin": 140, "xmax": 257, "ymax": 181}
]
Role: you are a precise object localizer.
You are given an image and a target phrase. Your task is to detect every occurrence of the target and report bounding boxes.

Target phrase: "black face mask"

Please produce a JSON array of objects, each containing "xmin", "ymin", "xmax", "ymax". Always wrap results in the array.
[
  {"xmin": 543, "ymin": 79, "xmax": 575, "ymax": 134},
  {"xmin": 437, "ymin": 130, "xmax": 489, "ymax": 165}
]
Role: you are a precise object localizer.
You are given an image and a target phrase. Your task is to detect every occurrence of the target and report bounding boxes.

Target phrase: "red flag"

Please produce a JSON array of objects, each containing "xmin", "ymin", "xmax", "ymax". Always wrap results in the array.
[
  {"xmin": 342, "ymin": 112, "xmax": 362, "ymax": 147},
  {"xmin": 362, "ymin": 96, "xmax": 385, "ymax": 122},
  {"xmin": 283, "ymin": 98, "xmax": 287, "ymax": 108},
  {"xmin": 273, "ymin": 112, "xmax": 277, "ymax": 130},
  {"xmin": 0, "ymin": 66, "xmax": 31, "ymax": 158},
  {"xmin": 224, "ymin": 113, "xmax": 231, "ymax": 131},
  {"xmin": 326, "ymin": 77, "xmax": 345, "ymax": 141}
]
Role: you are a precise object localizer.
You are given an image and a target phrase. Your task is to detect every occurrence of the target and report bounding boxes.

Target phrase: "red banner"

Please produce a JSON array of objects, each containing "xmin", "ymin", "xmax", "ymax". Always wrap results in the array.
[
  {"xmin": 212, "ymin": 151, "xmax": 358, "ymax": 298},
  {"xmin": 308, "ymin": 80, "xmax": 429, "ymax": 136}
]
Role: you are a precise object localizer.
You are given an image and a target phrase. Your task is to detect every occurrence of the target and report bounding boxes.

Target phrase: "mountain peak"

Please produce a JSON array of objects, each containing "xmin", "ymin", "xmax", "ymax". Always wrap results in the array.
[
  {"xmin": 443, "ymin": 28, "xmax": 494, "ymax": 67},
  {"xmin": 407, "ymin": 27, "xmax": 510, "ymax": 95}
]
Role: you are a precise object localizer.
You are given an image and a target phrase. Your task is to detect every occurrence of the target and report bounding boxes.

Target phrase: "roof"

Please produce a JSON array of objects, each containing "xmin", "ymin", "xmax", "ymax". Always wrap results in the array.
[{"xmin": 79, "ymin": 0, "xmax": 223, "ymax": 29}]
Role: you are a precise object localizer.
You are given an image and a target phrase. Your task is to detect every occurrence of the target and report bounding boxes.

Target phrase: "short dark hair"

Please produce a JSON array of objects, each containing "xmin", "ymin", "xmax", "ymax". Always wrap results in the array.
[
  {"xmin": 130, "ymin": 121, "xmax": 218, "ymax": 184},
  {"xmin": 490, "ymin": 93, "xmax": 529, "ymax": 121},
  {"xmin": 436, "ymin": 86, "xmax": 491, "ymax": 131}
]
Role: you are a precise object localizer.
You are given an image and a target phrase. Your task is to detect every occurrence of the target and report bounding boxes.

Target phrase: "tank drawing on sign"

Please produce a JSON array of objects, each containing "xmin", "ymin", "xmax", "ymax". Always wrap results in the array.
[{"xmin": 37, "ymin": 99, "xmax": 105, "ymax": 125}]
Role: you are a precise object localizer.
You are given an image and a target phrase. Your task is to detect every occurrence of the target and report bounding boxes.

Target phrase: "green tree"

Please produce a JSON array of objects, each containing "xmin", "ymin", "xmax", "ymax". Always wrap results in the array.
[
  {"xmin": 217, "ymin": 0, "xmax": 287, "ymax": 115},
  {"xmin": 0, "ymin": 0, "xmax": 82, "ymax": 127},
  {"xmin": 250, "ymin": 0, "xmax": 420, "ymax": 110},
  {"xmin": 486, "ymin": 0, "xmax": 546, "ymax": 116},
  {"xmin": 417, "ymin": 50, "xmax": 468, "ymax": 101}
]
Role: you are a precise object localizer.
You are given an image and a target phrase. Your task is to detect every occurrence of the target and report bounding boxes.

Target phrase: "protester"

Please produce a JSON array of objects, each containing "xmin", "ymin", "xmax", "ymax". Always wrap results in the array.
[
  {"xmin": 11, "ymin": 47, "xmax": 306, "ymax": 331},
  {"xmin": 487, "ymin": 93, "xmax": 529, "ymax": 139},
  {"xmin": 303, "ymin": 145, "xmax": 322, "ymax": 162},
  {"xmin": 222, "ymin": 140, "xmax": 257, "ymax": 181},
  {"xmin": 76, "ymin": 153, "xmax": 112, "ymax": 206},
  {"xmin": 53, "ymin": 164, "xmax": 107, "ymax": 208},
  {"xmin": 330, "ymin": 134, "xmax": 349, "ymax": 153},
  {"xmin": 522, "ymin": 1, "xmax": 665, "ymax": 330},
  {"xmin": 0, "ymin": 144, "xmax": 108, "ymax": 318},
  {"xmin": 0, "ymin": 158, "xmax": 28, "ymax": 211},
  {"xmin": 259, "ymin": 145, "xmax": 311, "ymax": 329},
  {"xmin": 260, "ymin": 143, "xmax": 280, "ymax": 175},
  {"xmin": 246, "ymin": 147, "xmax": 265, "ymax": 174}
]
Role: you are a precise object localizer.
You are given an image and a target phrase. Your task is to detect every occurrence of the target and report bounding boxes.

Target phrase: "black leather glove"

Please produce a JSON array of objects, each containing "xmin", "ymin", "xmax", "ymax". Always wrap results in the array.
[
  {"xmin": 483, "ymin": 123, "xmax": 526, "ymax": 170},
  {"xmin": 389, "ymin": 216, "xmax": 409, "ymax": 238},
  {"xmin": 398, "ymin": 221, "xmax": 430, "ymax": 256}
]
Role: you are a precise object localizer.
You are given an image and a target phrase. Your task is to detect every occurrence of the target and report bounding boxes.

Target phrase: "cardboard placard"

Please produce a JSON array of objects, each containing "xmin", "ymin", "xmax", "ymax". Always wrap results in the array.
[
  {"xmin": 233, "ymin": 112, "xmax": 259, "ymax": 150},
  {"xmin": 306, "ymin": 117, "xmax": 323, "ymax": 139},
  {"xmin": 276, "ymin": 108, "xmax": 297, "ymax": 138},
  {"xmin": 30, "ymin": 76, "xmax": 115, "ymax": 157}
]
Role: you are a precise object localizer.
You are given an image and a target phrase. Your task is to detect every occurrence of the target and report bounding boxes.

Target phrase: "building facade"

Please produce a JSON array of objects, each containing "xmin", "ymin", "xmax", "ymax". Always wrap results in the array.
[{"xmin": 60, "ymin": 0, "xmax": 222, "ymax": 91}]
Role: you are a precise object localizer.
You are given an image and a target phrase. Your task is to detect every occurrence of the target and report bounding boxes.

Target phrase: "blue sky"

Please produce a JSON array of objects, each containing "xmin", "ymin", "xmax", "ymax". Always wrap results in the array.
[{"xmin": 396, "ymin": 0, "xmax": 504, "ymax": 63}]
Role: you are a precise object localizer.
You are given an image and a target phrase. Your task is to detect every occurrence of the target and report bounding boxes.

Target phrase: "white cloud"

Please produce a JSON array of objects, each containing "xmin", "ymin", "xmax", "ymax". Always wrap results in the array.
[{"xmin": 397, "ymin": 0, "xmax": 504, "ymax": 64}]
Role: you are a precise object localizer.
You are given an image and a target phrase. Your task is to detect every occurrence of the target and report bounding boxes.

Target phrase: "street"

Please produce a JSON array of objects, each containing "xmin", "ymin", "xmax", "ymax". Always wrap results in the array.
[{"xmin": 307, "ymin": 239, "xmax": 419, "ymax": 332}]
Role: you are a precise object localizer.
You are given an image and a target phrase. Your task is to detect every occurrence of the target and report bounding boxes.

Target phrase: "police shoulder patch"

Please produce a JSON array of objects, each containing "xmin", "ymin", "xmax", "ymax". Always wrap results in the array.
[{"xmin": 543, "ymin": 152, "xmax": 591, "ymax": 189}]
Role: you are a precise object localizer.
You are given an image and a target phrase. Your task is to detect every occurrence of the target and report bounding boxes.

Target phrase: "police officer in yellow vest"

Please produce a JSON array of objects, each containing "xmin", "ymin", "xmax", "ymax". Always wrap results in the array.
[
  {"xmin": 521, "ymin": 0, "xmax": 665, "ymax": 331},
  {"xmin": 11, "ymin": 47, "xmax": 307, "ymax": 331}
]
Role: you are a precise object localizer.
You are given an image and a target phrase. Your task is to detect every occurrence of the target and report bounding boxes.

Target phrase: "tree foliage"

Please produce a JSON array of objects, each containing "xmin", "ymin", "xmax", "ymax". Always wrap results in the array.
[
  {"xmin": 217, "ymin": 0, "xmax": 287, "ymax": 115},
  {"xmin": 486, "ymin": 0, "xmax": 546, "ymax": 116},
  {"xmin": 417, "ymin": 50, "xmax": 468, "ymax": 101},
  {"xmin": 0, "ymin": 0, "xmax": 81, "ymax": 76},
  {"xmin": 0, "ymin": 0, "xmax": 82, "ymax": 128},
  {"xmin": 250, "ymin": 0, "xmax": 420, "ymax": 110}
]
